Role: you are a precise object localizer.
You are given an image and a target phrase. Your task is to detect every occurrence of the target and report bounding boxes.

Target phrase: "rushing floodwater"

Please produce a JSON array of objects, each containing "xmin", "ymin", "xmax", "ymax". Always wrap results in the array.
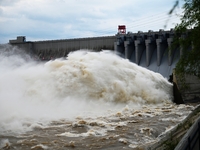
[{"xmin": 0, "ymin": 45, "xmax": 195, "ymax": 149}]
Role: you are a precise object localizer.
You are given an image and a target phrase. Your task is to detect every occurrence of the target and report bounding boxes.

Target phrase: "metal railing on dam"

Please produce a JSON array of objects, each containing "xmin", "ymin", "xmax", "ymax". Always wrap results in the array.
[{"xmin": 9, "ymin": 29, "xmax": 180, "ymax": 78}]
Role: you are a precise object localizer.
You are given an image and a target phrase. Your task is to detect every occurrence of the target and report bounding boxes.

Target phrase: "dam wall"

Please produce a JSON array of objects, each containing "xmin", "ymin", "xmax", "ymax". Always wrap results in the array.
[
  {"xmin": 9, "ymin": 29, "xmax": 180, "ymax": 78},
  {"xmin": 9, "ymin": 36, "xmax": 116, "ymax": 60}
]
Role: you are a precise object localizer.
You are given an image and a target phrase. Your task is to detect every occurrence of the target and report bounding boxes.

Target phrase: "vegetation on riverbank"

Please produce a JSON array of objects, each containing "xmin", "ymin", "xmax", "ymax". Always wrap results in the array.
[{"xmin": 170, "ymin": 0, "xmax": 200, "ymax": 84}]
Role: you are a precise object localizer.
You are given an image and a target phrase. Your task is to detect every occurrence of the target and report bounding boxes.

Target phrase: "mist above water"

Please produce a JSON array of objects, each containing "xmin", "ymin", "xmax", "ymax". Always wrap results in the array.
[{"xmin": 0, "ymin": 45, "xmax": 173, "ymax": 134}]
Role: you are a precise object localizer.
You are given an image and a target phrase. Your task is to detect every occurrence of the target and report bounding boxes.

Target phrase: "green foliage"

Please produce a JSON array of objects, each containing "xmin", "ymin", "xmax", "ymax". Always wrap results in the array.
[{"xmin": 171, "ymin": 0, "xmax": 200, "ymax": 81}]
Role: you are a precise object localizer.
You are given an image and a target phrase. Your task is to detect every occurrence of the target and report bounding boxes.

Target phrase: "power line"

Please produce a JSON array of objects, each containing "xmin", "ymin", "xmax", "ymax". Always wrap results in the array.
[{"xmin": 66, "ymin": 10, "xmax": 181, "ymax": 38}]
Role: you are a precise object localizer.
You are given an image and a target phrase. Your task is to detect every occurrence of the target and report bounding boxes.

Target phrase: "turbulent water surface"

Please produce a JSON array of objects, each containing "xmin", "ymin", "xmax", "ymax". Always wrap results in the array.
[{"xmin": 0, "ymin": 45, "xmax": 195, "ymax": 149}]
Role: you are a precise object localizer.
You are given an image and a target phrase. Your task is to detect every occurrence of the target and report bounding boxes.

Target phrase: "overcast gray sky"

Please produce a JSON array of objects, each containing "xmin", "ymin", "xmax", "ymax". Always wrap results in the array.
[{"xmin": 0, "ymin": 0, "xmax": 183, "ymax": 43}]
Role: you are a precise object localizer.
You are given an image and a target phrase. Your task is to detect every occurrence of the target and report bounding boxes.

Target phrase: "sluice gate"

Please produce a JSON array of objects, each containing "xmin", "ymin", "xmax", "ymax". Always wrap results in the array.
[{"xmin": 114, "ymin": 29, "xmax": 180, "ymax": 78}]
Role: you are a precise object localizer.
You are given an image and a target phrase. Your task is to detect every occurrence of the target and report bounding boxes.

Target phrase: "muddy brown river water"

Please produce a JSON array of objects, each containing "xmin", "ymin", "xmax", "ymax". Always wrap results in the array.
[
  {"xmin": 0, "ymin": 104, "xmax": 194, "ymax": 150},
  {"xmin": 0, "ymin": 47, "xmax": 193, "ymax": 150}
]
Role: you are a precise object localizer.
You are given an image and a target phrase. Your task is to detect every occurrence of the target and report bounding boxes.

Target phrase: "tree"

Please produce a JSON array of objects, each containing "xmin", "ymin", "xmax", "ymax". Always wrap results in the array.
[{"xmin": 170, "ymin": 0, "xmax": 200, "ymax": 82}]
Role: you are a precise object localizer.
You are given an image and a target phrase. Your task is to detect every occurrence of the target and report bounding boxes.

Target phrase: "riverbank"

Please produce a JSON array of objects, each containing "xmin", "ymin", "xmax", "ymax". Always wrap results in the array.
[
  {"xmin": 148, "ymin": 70, "xmax": 200, "ymax": 150},
  {"xmin": 148, "ymin": 103, "xmax": 200, "ymax": 150}
]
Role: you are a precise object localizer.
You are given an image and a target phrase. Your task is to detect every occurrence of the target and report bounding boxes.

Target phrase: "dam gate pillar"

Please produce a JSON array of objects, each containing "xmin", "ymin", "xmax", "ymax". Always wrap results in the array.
[
  {"xmin": 135, "ymin": 32, "xmax": 145, "ymax": 65},
  {"xmin": 156, "ymin": 30, "xmax": 168, "ymax": 66},
  {"xmin": 124, "ymin": 35, "xmax": 135, "ymax": 60},
  {"xmin": 145, "ymin": 30, "xmax": 156, "ymax": 66},
  {"xmin": 114, "ymin": 35, "xmax": 126, "ymax": 56}
]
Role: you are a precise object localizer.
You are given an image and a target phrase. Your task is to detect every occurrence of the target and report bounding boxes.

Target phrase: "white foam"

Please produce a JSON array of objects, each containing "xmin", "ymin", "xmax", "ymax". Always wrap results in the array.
[
  {"xmin": 56, "ymin": 128, "xmax": 106, "ymax": 137},
  {"xmin": 31, "ymin": 144, "xmax": 48, "ymax": 150},
  {"xmin": 0, "ymin": 139, "xmax": 11, "ymax": 149},
  {"xmin": 0, "ymin": 45, "xmax": 173, "ymax": 134}
]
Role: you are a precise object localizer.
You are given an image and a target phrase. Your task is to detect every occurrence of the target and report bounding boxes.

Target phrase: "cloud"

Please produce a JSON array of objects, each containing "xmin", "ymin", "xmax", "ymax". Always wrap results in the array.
[
  {"xmin": 0, "ymin": 0, "xmax": 19, "ymax": 6},
  {"xmin": 0, "ymin": 0, "xmax": 182, "ymax": 43}
]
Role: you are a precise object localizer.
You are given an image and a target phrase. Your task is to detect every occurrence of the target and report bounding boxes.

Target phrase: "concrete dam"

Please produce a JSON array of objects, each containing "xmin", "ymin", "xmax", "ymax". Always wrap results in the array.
[{"xmin": 9, "ymin": 29, "xmax": 180, "ymax": 78}]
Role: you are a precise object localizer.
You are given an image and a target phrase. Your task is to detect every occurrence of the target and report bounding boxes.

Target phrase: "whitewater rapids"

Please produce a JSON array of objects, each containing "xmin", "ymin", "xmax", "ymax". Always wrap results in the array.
[{"xmin": 0, "ymin": 45, "xmax": 194, "ymax": 149}]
